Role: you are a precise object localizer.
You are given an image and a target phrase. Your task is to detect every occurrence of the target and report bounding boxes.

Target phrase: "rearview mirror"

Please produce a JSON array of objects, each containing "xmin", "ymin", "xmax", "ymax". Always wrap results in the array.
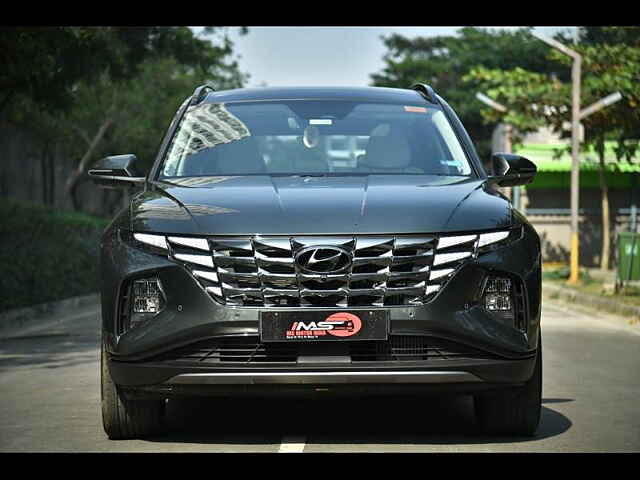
[
  {"xmin": 486, "ymin": 153, "xmax": 537, "ymax": 187},
  {"xmin": 88, "ymin": 154, "xmax": 145, "ymax": 189}
]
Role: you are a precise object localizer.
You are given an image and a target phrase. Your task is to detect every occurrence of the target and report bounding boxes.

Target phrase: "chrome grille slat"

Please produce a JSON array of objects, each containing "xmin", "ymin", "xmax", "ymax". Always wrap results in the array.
[
  {"xmin": 394, "ymin": 236, "xmax": 436, "ymax": 249},
  {"xmin": 349, "ymin": 288, "xmax": 386, "ymax": 296},
  {"xmin": 391, "ymin": 254, "xmax": 432, "ymax": 265},
  {"xmin": 213, "ymin": 254, "xmax": 257, "ymax": 266},
  {"xmin": 218, "ymin": 270, "xmax": 258, "ymax": 280},
  {"xmin": 263, "ymin": 288, "xmax": 300, "ymax": 296},
  {"xmin": 300, "ymin": 288, "xmax": 349, "ymax": 297},
  {"xmin": 352, "ymin": 256, "xmax": 393, "ymax": 266},
  {"xmin": 166, "ymin": 234, "xmax": 479, "ymax": 307}
]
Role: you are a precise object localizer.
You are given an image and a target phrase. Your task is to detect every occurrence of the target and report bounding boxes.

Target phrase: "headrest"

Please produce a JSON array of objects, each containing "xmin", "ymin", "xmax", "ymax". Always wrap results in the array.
[{"xmin": 361, "ymin": 127, "xmax": 411, "ymax": 169}]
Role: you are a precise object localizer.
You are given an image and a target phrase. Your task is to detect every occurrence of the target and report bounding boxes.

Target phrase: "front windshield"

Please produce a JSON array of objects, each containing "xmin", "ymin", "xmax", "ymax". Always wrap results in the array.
[{"xmin": 158, "ymin": 100, "xmax": 474, "ymax": 178}]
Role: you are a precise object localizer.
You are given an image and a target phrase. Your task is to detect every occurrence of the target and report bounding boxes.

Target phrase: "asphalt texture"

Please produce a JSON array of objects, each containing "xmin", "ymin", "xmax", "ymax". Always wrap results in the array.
[{"xmin": 0, "ymin": 299, "xmax": 639, "ymax": 452}]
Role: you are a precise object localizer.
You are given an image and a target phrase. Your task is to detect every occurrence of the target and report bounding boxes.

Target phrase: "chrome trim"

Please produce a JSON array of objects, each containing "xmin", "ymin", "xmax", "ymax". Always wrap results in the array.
[
  {"xmin": 433, "ymin": 251, "xmax": 471, "ymax": 266},
  {"xmin": 174, "ymin": 253, "xmax": 214, "ymax": 268},
  {"xmin": 135, "ymin": 232, "xmax": 491, "ymax": 307},
  {"xmin": 164, "ymin": 370, "xmax": 482, "ymax": 385},
  {"xmin": 426, "ymin": 284, "xmax": 441, "ymax": 296},
  {"xmin": 478, "ymin": 230, "xmax": 510, "ymax": 248},
  {"xmin": 437, "ymin": 234, "xmax": 477, "ymax": 250},
  {"xmin": 192, "ymin": 270, "xmax": 219, "ymax": 283},
  {"xmin": 429, "ymin": 268, "xmax": 455, "ymax": 281},
  {"xmin": 168, "ymin": 236, "xmax": 210, "ymax": 251},
  {"xmin": 133, "ymin": 233, "xmax": 168, "ymax": 250}
]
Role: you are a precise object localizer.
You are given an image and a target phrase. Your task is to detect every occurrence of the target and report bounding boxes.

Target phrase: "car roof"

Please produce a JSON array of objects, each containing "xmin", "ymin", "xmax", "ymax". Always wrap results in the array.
[{"xmin": 204, "ymin": 86, "xmax": 429, "ymax": 104}]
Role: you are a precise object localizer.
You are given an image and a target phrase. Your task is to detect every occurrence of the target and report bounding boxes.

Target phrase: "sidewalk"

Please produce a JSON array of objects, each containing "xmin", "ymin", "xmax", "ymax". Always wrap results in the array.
[
  {"xmin": 0, "ymin": 293, "xmax": 100, "ymax": 337},
  {"xmin": 542, "ymin": 280, "xmax": 640, "ymax": 327}
]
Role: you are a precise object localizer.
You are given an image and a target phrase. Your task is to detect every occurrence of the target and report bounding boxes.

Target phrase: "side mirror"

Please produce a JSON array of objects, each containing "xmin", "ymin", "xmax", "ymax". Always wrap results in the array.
[
  {"xmin": 88, "ymin": 154, "xmax": 145, "ymax": 188},
  {"xmin": 486, "ymin": 153, "xmax": 537, "ymax": 187}
]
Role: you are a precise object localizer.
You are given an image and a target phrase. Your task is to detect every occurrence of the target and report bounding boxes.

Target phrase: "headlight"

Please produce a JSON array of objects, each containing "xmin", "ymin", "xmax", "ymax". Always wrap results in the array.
[
  {"xmin": 130, "ymin": 231, "xmax": 169, "ymax": 254},
  {"xmin": 476, "ymin": 226, "xmax": 523, "ymax": 254}
]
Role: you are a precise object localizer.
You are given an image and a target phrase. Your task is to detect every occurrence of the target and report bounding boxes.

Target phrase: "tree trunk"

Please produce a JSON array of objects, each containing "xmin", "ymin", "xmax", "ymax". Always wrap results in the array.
[
  {"xmin": 64, "ymin": 116, "xmax": 114, "ymax": 210},
  {"xmin": 597, "ymin": 141, "xmax": 610, "ymax": 271}
]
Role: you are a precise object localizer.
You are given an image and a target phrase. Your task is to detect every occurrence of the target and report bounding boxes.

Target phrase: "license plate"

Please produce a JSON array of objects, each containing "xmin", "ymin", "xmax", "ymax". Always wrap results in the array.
[{"xmin": 260, "ymin": 310, "xmax": 389, "ymax": 342}]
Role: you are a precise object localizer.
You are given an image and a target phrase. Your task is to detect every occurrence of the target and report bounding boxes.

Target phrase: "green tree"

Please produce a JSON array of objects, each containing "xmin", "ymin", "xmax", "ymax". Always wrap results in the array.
[
  {"xmin": 0, "ymin": 27, "xmax": 246, "ymax": 115},
  {"xmin": 2, "ymin": 27, "xmax": 248, "ymax": 211},
  {"xmin": 0, "ymin": 27, "xmax": 115, "ymax": 113},
  {"xmin": 370, "ymin": 27, "xmax": 563, "ymax": 158},
  {"xmin": 464, "ymin": 27, "xmax": 640, "ymax": 270}
]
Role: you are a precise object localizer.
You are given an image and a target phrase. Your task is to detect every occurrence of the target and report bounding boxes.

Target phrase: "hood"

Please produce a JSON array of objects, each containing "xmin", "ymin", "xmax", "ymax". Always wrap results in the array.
[{"xmin": 130, "ymin": 175, "xmax": 513, "ymax": 235}]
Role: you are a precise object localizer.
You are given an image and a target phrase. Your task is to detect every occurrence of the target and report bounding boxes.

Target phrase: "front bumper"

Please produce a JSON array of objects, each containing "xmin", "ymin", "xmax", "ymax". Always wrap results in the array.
[
  {"xmin": 165, "ymin": 370, "xmax": 482, "ymax": 384},
  {"xmin": 100, "ymin": 220, "xmax": 541, "ymax": 395},
  {"xmin": 109, "ymin": 353, "xmax": 537, "ymax": 398}
]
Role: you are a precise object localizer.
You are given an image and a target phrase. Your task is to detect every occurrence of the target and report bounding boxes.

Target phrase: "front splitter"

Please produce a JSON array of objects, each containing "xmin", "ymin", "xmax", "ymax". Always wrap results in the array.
[{"xmin": 164, "ymin": 370, "xmax": 482, "ymax": 385}]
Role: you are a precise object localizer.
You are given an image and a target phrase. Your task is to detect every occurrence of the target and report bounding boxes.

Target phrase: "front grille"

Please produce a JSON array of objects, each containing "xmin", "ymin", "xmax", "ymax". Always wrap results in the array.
[
  {"xmin": 164, "ymin": 234, "xmax": 481, "ymax": 307},
  {"xmin": 154, "ymin": 336, "xmax": 498, "ymax": 365}
]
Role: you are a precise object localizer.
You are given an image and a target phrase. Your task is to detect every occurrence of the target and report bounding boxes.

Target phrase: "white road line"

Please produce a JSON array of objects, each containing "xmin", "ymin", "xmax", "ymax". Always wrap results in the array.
[{"xmin": 278, "ymin": 435, "xmax": 306, "ymax": 453}]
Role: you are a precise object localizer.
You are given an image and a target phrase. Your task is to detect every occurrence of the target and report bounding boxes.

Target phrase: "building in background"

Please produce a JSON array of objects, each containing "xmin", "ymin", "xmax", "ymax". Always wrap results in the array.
[{"xmin": 493, "ymin": 123, "xmax": 640, "ymax": 268}]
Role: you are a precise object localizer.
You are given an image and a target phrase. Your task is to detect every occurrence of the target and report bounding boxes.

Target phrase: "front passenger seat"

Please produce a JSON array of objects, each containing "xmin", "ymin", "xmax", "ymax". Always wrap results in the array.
[{"xmin": 359, "ymin": 128, "xmax": 423, "ymax": 173}]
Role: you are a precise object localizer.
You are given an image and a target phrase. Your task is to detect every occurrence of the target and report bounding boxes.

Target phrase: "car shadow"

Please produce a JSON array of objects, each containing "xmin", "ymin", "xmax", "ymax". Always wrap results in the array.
[{"xmin": 147, "ymin": 395, "xmax": 572, "ymax": 447}]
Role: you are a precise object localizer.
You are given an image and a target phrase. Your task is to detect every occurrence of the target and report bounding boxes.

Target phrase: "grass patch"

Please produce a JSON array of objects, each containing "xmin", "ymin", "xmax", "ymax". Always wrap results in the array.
[
  {"xmin": 543, "ymin": 266, "xmax": 640, "ymax": 308},
  {"xmin": 0, "ymin": 199, "xmax": 109, "ymax": 312},
  {"xmin": 516, "ymin": 142, "xmax": 637, "ymax": 163}
]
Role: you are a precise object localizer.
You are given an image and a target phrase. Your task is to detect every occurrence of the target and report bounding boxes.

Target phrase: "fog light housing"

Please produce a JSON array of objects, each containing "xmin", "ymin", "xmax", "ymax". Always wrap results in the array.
[
  {"xmin": 484, "ymin": 277, "xmax": 512, "ymax": 311},
  {"xmin": 483, "ymin": 275, "xmax": 514, "ymax": 318},
  {"xmin": 133, "ymin": 279, "xmax": 163, "ymax": 313},
  {"xmin": 120, "ymin": 277, "xmax": 166, "ymax": 333},
  {"xmin": 485, "ymin": 292, "xmax": 512, "ymax": 311},
  {"xmin": 482, "ymin": 274, "xmax": 528, "ymax": 333}
]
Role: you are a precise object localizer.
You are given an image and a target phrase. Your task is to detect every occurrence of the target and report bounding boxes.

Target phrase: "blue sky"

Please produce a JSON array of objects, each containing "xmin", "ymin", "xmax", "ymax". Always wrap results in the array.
[{"xmin": 193, "ymin": 26, "xmax": 576, "ymax": 88}]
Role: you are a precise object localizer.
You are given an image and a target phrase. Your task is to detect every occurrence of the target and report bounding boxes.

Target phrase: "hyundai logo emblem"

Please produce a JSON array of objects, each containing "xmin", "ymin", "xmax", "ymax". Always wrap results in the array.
[{"xmin": 295, "ymin": 246, "xmax": 351, "ymax": 274}]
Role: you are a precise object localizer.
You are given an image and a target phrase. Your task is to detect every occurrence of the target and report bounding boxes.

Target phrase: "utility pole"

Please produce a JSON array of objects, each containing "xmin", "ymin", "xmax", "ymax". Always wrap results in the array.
[
  {"xmin": 532, "ymin": 31, "xmax": 582, "ymax": 284},
  {"xmin": 475, "ymin": 92, "xmax": 522, "ymax": 211}
]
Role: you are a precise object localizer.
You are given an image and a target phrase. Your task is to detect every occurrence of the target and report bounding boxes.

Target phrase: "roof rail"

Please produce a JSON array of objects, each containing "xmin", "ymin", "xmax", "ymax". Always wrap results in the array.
[
  {"xmin": 410, "ymin": 83, "xmax": 439, "ymax": 105},
  {"xmin": 190, "ymin": 83, "xmax": 215, "ymax": 106}
]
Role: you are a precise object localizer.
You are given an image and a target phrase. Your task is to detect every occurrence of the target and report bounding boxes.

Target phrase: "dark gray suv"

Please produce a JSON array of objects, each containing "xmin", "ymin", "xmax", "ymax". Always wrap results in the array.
[{"xmin": 89, "ymin": 84, "xmax": 541, "ymax": 439}]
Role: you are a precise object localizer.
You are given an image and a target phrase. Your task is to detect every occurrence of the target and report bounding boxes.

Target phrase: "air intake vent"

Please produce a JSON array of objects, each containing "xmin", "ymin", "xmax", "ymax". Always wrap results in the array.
[{"xmin": 154, "ymin": 336, "xmax": 498, "ymax": 365}]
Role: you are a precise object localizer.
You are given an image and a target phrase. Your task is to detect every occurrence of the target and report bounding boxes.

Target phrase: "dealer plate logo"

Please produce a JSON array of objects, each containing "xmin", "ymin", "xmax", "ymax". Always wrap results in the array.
[{"xmin": 285, "ymin": 312, "xmax": 362, "ymax": 339}]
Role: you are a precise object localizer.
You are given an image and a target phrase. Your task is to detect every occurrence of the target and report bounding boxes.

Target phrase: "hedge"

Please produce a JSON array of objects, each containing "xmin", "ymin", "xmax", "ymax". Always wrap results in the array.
[{"xmin": 0, "ymin": 200, "xmax": 109, "ymax": 312}]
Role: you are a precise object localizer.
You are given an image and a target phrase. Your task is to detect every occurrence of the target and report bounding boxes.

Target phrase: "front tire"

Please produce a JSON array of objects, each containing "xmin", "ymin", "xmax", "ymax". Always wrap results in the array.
[
  {"xmin": 101, "ymin": 339, "xmax": 165, "ymax": 439},
  {"xmin": 474, "ymin": 334, "xmax": 542, "ymax": 436}
]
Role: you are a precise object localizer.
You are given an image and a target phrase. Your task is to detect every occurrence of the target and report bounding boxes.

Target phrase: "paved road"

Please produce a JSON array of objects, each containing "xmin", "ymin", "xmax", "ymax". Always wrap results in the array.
[{"xmin": 1, "ymin": 299, "xmax": 639, "ymax": 452}]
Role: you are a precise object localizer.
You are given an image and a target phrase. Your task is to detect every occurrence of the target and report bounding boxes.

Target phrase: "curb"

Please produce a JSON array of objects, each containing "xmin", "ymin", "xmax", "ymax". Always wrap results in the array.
[
  {"xmin": 0, "ymin": 293, "xmax": 100, "ymax": 333},
  {"xmin": 542, "ymin": 283, "xmax": 640, "ymax": 323}
]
